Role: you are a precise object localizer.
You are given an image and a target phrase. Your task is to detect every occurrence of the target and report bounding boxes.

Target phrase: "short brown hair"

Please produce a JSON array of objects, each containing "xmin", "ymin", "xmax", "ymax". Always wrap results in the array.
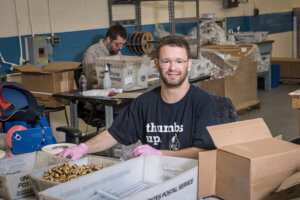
[
  {"xmin": 155, "ymin": 35, "xmax": 191, "ymax": 58},
  {"xmin": 106, "ymin": 24, "xmax": 127, "ymax": 40}
]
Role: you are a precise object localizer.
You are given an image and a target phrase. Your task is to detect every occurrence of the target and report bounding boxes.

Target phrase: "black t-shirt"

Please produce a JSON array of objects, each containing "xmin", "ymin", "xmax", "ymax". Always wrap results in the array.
[{"xmin": 108, "ymin": 85, "xmax": 221, "ymax": 150}]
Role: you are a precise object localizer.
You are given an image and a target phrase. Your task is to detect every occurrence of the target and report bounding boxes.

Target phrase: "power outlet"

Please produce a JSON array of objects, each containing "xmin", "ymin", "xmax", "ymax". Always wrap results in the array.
[{"xmin": 51, "ymin": 36, "xmax": 60, "ymax": 46}]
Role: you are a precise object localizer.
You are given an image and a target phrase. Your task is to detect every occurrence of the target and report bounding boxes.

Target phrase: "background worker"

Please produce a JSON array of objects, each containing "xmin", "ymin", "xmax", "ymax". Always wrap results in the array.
[
  {"xmin": 83, "ymin": 24, "xmax": 127, "ymax": 86},
  {"xmin": 60, "ymin": 35, "xmax": 220, "ymax": 160}
]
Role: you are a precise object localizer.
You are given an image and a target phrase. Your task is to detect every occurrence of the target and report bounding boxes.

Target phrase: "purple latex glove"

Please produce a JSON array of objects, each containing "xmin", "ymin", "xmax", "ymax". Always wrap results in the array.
[
  {"xmin": 59, "ymin": 143, "xmax": 88, "ymax": 160},
  {"xmin": 131, "ymin": 144, "xmax": 162, "ymax": 157}
]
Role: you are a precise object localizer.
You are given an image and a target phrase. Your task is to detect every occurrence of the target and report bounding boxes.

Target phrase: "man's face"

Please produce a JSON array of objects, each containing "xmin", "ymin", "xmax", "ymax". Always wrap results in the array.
[
  {"xmin": 107, "ymin": 35, "xmax": 126, "ymax": 55},
  {"xmin": 155, "ymin": 45, "xmax": 191, "ymax": 88}
]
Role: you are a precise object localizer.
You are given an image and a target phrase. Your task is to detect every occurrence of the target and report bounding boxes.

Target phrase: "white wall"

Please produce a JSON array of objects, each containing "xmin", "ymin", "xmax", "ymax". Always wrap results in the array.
[
  {"xmin": 0, "ymin": 0, "xmax": 298, "ymax": 57},
  {"xmin": 0, "ymin": 0, "xmax": 296, "ymax": 36},
  {"xmin": 0, "ymin": 0, "xmax": 110, "ymax": 37},
  {"xmin": 269, "ymin": 32, "xmax": 293, "ymax": 57}
]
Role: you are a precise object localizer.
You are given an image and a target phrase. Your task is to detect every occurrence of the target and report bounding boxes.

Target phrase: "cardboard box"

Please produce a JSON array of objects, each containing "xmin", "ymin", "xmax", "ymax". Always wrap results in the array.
[
  {"xmin": 200, "ymin": 44, "xmax": 259, "ymax": 112},
  {"xmin": 15, "ymin": 62, "xmax": 81, "ymax": 108},
  {"xmin": 28, "ymin": 155, "xmax": 120, "ymax": 196},
  {"xmin": 272, "ymin": 57, "xmax": 300, "ymax": 79},
  {"xmin": 30, "ymin": 91, "xmax": 70, "ymax": 108},
  {"xmin": 0, "ymin": 151, "xmax": 69, "ymax": 200},
  {"xmin": 198, "ymin": 118, "xmax": 300, "ymax": 200},
  {"xmin": 38, "ymin": 155, "xmax": 198, "ymax": 200},
  {"xmin": 264, "ymin": 171, "xmax": 300, "ymax": 200},
  {"xmin": 95, "ymin": 55, "xmax": 150, "ymax": 91}
]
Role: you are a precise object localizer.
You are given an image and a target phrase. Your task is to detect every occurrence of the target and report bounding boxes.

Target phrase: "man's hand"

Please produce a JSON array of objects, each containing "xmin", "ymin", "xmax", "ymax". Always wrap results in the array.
[
  {"xmin": 131, "ymin": 144, "xmax": 162, "ymax": 157},
  {"xmin": 59, "ymin": 143, "xmax": 88, "ymax": 160}
]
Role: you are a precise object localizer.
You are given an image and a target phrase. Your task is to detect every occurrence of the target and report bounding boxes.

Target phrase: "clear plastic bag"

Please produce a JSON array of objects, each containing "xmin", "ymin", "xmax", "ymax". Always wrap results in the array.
[
  {"xmin": 154, "ymin": 24, "xmax": 170, "ymax": 39},
  {"xmin": 200, "ymin": 44, "xmax": 260, "ymax": 79}
]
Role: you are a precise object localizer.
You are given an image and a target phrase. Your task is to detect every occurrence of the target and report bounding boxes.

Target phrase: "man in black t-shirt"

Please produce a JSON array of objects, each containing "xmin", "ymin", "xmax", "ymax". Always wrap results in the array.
[{"xmin": 59, "ymin": 35, "xmax": 221, "ymax": 160}]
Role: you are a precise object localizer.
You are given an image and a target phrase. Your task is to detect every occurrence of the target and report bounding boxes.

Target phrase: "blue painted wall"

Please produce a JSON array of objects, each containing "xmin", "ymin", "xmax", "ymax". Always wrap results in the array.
[
  {"xmin": 0, "ymin": 11, "xmax": 293, "ymax": 75},
  {"xmin": 0, "ymin": 22, "xmax": 195, "ymax": 74},
  {"xmin": 226, "ymin": 11, "xmax": 293, "ymax": 33}
]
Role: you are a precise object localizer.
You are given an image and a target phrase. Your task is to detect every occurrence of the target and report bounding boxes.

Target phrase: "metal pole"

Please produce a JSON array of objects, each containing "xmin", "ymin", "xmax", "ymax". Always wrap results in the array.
[
  {"xmin": 196, "ymin": 0, "xmax": 200, "ymax": 59},
  {"xmin": 105, "ymin": 105, "xmax": 113, "ymax": 128},
  {"xmin": 105, "ymin": 105, "xmax": 119, "ymax": 158},
  {"xmin": 108, "ymin": 0, "xmax": 113, "ymax": 26},
  {"xmin": 293, "ymin": 16, "xmax": 297, "ymax": 58},
  {"xmin": 136, "ymin": 1, "xmax": 141, "ymax": 31},
  {"xmin": 70, "ymin": 100, "xmax": 78, "ymax": 128},
  {"xmin": 168, "ymin": 0, "xmax": 175, "ymax": 34}
]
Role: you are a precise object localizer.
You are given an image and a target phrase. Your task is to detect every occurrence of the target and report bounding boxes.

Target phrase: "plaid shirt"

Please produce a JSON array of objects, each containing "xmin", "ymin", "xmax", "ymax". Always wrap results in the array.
[{"xmin": 83, "ymin": 39, "xmax": 121, "ymax": 85}]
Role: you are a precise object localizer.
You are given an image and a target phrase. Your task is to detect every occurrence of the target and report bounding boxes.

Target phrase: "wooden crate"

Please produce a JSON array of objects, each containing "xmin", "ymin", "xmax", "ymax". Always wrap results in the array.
[{"xmin": 272, "ymin": 57, "xmax": 300, "ymax": 79}]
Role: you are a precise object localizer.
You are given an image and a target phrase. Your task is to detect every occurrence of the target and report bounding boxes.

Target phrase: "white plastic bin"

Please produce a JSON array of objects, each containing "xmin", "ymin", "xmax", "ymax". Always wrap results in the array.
[
  {"xmin": 38, "ymin": 155, "xmax": 198, "ymax": 200},
  {"xmin": 0, "ymin": 151, "xmax": 69, "ymax": 200},
  {"xmin": 28, "ymin": 155, "xmax": 119, "ymax": 197},
  {"xmin": 95, "ymin": 55, "xmax": 150, "ymax": 91}
]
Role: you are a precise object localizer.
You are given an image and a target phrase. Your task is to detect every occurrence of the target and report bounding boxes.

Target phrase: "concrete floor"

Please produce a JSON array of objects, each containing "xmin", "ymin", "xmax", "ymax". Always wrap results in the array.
[{"xmin": 238, "ymin": 84, "xmax": 300, "ymax": 141}]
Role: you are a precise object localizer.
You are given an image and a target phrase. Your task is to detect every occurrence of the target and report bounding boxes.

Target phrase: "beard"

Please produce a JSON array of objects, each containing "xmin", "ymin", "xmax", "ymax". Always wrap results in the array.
[
  {"xmin": 107, "ymin": 43, "xmax": 119, "ymax": 55},
  {"xmin": 159, "ymin": 67, "xmax": 189, "ymax": 88}
]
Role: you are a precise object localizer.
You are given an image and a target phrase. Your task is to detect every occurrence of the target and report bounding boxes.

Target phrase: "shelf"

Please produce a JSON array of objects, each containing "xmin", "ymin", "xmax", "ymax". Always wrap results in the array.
[
  {"xmin": 174, "ymin": 17, "xmax": 199, "ymax": 24},
  {"xmin": 108, "ymin": 0, "xmax": 200, "ymax": 57}
]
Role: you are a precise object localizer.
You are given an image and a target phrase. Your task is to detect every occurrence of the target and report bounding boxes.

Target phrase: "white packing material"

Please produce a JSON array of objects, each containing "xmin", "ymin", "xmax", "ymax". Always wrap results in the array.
[
  {"xmin": 82, "ymin": 88, "xmax": 123, "ymax": 97},
  {"xmin": 82, "ymin": 89, "xmax": 109, "ymax": 97},
  {"xmin": 38, "ymin": 155, "xmax": 198, "ymax": 200},
  {"xmin": 189, "ymin": 58, "xmax": 211, "ymax": 79},
  {"xmin": 257, "ymin": 53, "xmax": 270, "ymax": 73}
]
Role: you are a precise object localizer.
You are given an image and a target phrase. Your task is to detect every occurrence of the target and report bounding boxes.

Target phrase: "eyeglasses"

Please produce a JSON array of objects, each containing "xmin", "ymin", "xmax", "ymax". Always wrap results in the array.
[
  {"xmin": 113, "ymin": 40, "xmax": 126, "ymax": 48},
  {"xmin": 158, "ymin": 58, "xmax": 189, "ymax": 69}
]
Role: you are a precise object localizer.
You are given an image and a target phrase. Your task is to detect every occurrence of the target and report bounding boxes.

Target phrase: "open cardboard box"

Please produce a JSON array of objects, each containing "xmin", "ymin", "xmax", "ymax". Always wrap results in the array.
[
  {"xmin": 198, "ymin": 118, "xmax": 300, "ymax": 200},
  {"xmin": 264, "ymin": 171, "xmax": 300, "ymax": 200},
  {"xmin": 15, "ymin": 62, "xmax": 81, "ymax": 107}
]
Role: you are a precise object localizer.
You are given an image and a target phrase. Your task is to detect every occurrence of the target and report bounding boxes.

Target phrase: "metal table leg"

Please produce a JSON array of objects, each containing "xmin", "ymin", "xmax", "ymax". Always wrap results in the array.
[
  {"xmin": 105, "ymin": 105, "xmax": 113, "ymax": 128},
  {"xmin": 105, "ymin": 105, "xmax": 124, "ymax": 158},
  {"xmin": 105, "ymin": 105, "xmax": 117, "ymax": 157},
  {"xmin": 70, "ymin": 100, "xmax": 78, "ymax": 128}
]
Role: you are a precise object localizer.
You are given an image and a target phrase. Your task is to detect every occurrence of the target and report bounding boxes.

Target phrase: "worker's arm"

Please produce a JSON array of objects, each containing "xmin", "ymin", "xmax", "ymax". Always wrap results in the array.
[
  {"xmin": 161, "ymin": 147, "xmax": 206, "ymax": 159},
  {"xmin": 84, "ymin": 130, "xmax": 118, "ymax": 153},
  {"xmin": 59, "ymin": 130, "xmax": 118, "ymax": 160},
  {"xmin": 131, "ymin": 144, "xmax": 207, "ymax": 160}
]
